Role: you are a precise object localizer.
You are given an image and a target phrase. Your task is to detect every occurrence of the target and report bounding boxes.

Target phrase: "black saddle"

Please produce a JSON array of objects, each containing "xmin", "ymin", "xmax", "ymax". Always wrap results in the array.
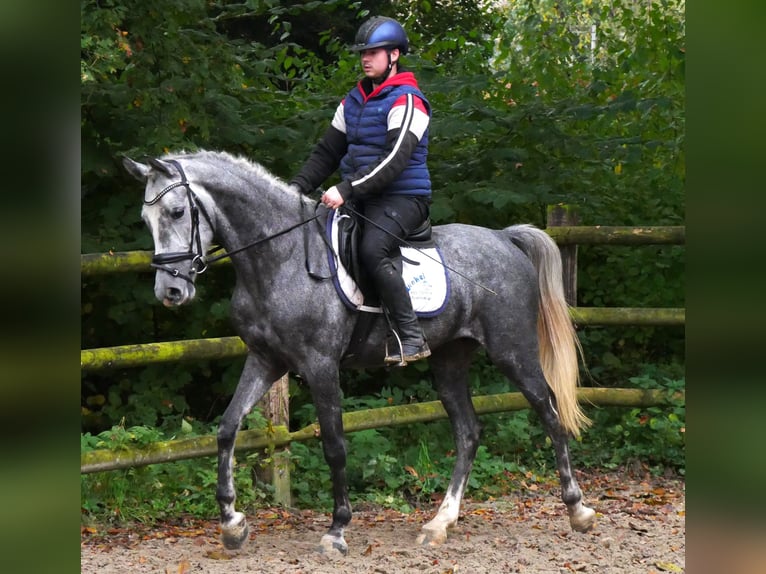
[{"xmin": 335, "ymin": 208, "xmax": 432, "ymax": 293}]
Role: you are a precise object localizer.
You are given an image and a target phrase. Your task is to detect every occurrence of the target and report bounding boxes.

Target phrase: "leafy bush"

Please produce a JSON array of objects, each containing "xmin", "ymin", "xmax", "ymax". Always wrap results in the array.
[
  {"xmin": 82, "ymin": 365, "xmax": 684, "ymax": 524},
  {"xmin": 572, "ymin": 373, "xmax": 686, "ymax": 475}
]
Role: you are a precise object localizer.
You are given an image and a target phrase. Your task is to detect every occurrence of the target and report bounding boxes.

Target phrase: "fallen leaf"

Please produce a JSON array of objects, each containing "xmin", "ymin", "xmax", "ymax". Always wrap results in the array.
[
  {"xmin": 205, "ymin": 550, "xmax": 232, "ymax": 560},
  {"xmin": 655, "ymin": 561, "xmax": 683, "ymax": 572},
  {"xmin": 470, "ymin": 508, "xmax": 492, "ymax": 516},
  {"xmin": 362, "ymin": 544, "xmax": 373, "ymax": 556}
]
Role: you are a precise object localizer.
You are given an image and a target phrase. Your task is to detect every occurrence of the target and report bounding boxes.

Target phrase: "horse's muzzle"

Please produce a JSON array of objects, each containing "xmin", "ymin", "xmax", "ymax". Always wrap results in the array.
[{"xmin": 156, "ymin": 281, "xmax": 196, "ymax": 307}]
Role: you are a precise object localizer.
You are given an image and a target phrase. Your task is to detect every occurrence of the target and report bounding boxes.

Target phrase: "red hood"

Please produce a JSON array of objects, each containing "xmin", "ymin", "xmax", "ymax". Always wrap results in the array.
[{"xmin": 357, "ymin": 71, "xmax": 420, "ymax": 102}]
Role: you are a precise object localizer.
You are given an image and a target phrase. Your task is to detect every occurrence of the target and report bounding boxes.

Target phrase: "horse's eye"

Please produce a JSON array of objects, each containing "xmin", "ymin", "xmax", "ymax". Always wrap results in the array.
[{"xmin": 170, "ymin": 207, "xmax": 185, "ymax": 220}]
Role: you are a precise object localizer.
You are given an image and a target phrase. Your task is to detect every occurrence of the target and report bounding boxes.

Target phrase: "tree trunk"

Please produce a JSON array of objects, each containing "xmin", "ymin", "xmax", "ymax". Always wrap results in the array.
[{"xmin": 547, "ymin": 204, "xmax": 579, "ymax": 306}]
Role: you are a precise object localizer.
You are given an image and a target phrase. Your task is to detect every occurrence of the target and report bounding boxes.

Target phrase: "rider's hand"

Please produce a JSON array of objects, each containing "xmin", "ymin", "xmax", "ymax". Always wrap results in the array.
[{"xmin": 321, "ymin": 186, "xmax": 345, "ymax": 209}]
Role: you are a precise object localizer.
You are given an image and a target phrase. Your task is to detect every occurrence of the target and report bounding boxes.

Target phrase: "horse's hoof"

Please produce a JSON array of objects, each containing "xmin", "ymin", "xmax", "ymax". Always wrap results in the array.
[
  {"xmin": 221, "ymin": 512, "xmax": 249, "ymax": 550},
  {"xmin": 568, "ymin": 503, "xmax": 596, "ymax": 533},
  {"xmin": 317, "ymin": 533, "xmax": 348, "ymax": 556},
  {"xmin": 416, "ymin": 525, "xmax": 448, "ymax": 547}
]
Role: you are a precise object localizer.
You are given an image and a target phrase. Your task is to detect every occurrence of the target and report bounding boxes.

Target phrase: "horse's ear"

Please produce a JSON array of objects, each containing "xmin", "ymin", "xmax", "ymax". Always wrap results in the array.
[
  {"xmin": 147, "ymin": 157, "xmax": 175, "ymax": 177},
  {"xmin": 122, "ymin": 156, "xmax": 150, "ymax": 182}
]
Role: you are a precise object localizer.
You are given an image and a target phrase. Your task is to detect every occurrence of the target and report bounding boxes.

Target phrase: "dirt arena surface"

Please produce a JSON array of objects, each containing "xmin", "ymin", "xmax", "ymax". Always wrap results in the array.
[{"xmin": 81, "ymin": 471, "xmax": 685, "ymax": 573}]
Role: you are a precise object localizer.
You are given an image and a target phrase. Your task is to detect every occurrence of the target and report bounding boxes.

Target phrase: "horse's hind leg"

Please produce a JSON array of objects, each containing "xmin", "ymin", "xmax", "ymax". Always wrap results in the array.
[
  {"xmin": 417, "ymin": 340, "xmax": 482, "ymax": 546},
  {"xmin": 488, "ymin": 345, "xmax": 595, "ymax": 533},
  {"xmin": 529, "ymin": 387, "xmax": 595, "ymax": 532}
]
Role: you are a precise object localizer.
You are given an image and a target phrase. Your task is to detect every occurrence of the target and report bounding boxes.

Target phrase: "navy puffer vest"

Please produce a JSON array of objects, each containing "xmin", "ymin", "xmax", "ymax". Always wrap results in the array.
[{"xmin": 340, "ymin": 83, "xmax": 431, "ymax": 196}]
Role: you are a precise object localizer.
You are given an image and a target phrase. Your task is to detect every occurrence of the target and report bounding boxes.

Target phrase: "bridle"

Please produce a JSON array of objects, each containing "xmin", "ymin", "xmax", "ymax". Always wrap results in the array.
[
  {"xmin": 144, "ymin": 159, "xmax": 321, "ymax": 284},
  {"xmin": 144, "ymin": 159, "xmax": 214, "ymax": 283}
]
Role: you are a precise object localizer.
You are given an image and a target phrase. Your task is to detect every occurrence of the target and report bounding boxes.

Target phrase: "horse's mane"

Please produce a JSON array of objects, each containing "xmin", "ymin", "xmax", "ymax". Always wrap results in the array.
[{"xmin": 162, "ymin": 148, "xmax": 287, "ymax": 192}]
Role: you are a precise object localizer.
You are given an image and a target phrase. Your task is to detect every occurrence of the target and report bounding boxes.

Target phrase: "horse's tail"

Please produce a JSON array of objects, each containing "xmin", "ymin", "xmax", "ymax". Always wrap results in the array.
[{"xmin": 504, "ymin": 224, "xmax": 590, "ymax": 437}]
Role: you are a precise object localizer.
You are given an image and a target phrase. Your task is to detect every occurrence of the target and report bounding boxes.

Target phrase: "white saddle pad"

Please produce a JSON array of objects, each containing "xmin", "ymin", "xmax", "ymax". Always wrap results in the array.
[{"xmin": 327, "ymin": 210, "xmax": 449, "ymax": 317}]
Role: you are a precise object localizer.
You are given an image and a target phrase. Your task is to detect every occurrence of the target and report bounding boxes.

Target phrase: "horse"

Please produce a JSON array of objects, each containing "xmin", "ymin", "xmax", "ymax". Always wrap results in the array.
[{"xmin": 123, "ymin": 149, "xmax": 596, "ymax": 555}]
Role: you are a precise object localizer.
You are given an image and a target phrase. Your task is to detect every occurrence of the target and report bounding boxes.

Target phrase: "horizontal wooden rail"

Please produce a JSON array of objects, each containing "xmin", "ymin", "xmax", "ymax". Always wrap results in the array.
[
  {"xmin": 80, "ymin": 226, "xmax": 685, "ymax": 276},
  {"xmin": 546, "ymin": 225, "xmax": 685, "ymax": 246},
  {"xmin": 80, "ymin": 250, "xmax": 230, "ymax": 276},
  {"xmin": 570, "ymin": 307, "xmax": 684, "ymax": 326},
  {"xmin": 80, "ymin": 387, "xmax": 683, "ymax": 474},
  {"xmin": 80, "ymin": 307, "xmax": 683, "ymax": 372},
  {"xmin": 81, "ymin": 336, "xmax": 248, "ymax": 371}
]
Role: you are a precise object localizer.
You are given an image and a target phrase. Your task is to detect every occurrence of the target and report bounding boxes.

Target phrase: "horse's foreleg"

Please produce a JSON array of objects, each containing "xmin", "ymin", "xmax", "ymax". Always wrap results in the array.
[
  {"xmin": 217, "ymin": 355, "xmax": 283, "ymax": 550},
  {"xmin": 417, "ymin": 346, "xmax": 481, "ymax": 546},
  {"xmin": 310, "ymin": 380, "xmax": 352, "ymax": 556}
]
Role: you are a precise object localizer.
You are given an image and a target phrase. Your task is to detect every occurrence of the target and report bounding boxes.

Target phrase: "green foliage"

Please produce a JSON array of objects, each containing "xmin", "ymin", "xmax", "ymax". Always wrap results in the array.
[
  {"xmin": 81, "ymin": 420, "xmax": 271, "ymax": 523},
  {"xmin": 81, "ymin": 367, "xmax": 684, "ymax": 523},
  {"xmin": 288, "ymin": 441, "xmax": 334, "ymax": 510},
  {"xmin": 572, "ymin": 372, "xmax": 686, "ymax": 475}
]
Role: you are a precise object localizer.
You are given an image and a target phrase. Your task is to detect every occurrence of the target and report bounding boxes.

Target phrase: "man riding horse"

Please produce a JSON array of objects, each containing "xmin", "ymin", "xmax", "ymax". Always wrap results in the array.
[{"xmin": 290, "ymin": 16, "xmax": 432, "ymax": 365}]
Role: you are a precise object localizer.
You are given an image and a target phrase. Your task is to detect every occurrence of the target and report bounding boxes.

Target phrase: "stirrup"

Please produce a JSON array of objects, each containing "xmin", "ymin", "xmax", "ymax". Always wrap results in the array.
[
  {"xmin": 384, "ymin": 331, "xmax": 408, "ymax": 367},
  {"xmin": 385, "ymin": 333, "xmax": 431, "ymax": 367}
]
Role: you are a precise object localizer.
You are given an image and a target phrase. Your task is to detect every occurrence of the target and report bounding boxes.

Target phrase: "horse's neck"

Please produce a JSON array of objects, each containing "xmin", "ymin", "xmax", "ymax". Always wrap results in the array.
[{"xmin": 208, "ymin": 175, "xmax": 305, "ymax": 276}]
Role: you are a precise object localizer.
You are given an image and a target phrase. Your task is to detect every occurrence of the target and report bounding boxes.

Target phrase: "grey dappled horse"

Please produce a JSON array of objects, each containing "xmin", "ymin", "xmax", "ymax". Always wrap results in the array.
[{"xmin": 123, "ymin": 150, "xmax": 595, "ymax": 555}]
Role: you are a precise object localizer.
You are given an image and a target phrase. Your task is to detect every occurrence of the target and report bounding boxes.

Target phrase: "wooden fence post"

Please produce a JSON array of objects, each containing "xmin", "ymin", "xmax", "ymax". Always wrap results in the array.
[
  {"xmin": 547, "ymin": 204, "xmax": 579, "ymax": 307},
  {"xmin": 255, "ymin": 374, "xmax": 292, "ymax": 507}
]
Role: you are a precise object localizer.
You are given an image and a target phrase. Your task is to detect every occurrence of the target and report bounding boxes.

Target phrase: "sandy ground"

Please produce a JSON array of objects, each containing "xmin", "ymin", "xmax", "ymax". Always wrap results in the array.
[{"xmin": 81, "ymin": 472, "xmax": 685, "ymax": 573}]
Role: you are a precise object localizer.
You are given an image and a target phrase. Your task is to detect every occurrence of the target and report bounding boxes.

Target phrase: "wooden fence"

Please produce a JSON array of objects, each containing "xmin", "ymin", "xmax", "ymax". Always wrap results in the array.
[{"xmin": 81, "ymin": 223, "xmax": 685, "ymax": 500}]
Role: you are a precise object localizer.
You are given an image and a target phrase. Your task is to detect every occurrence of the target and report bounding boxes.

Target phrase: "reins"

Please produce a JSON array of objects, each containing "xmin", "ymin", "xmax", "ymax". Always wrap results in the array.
[{"xmin": 204, "ymin": 210, "xmax": 322, "ymax": 265}]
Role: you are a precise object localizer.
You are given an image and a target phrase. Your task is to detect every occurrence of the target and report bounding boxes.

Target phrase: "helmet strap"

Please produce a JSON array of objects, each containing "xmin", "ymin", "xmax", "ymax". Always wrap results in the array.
[
  {"xmin": 371, "ymin": 50, "xmax": 397, "ymax": 87},
  {"xmin": 387, "ymin": 49, "xmax": 400, "ymax": 75}
]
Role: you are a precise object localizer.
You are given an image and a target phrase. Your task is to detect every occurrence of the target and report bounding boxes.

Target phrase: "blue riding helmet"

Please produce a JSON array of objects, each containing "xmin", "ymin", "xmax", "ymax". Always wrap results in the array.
[{"xmin": 350, "ymin": 16, "xmax": 409, "ymax": 55}]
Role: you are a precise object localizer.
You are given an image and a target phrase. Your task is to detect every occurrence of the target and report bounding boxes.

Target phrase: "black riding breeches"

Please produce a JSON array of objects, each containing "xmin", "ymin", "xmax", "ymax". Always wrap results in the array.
[{"xmin": 356, "ymin": 194, "xmax": 430, "ymax": 275}]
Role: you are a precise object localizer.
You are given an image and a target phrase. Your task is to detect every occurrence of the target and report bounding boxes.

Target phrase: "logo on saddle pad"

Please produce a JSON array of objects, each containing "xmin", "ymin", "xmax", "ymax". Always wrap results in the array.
[{"xmin": 326, "ymin": 209, "xmax": 450, "ymax": 317}]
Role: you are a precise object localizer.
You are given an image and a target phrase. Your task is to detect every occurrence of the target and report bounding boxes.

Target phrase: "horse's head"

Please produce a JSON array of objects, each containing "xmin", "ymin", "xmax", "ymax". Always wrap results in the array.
[{"xmin": 123, "ymin": 156, "xmax": 215, "ymax": 307}]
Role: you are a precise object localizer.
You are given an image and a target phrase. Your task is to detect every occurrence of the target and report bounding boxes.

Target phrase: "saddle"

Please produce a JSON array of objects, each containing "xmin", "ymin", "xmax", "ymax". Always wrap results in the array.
[
  {"xmin": 335, "ymin": 207, "xmax": 434, "ymax": 302},
  {"xmin": 326, "ymin": 206, "xmax": 448, "ymax": 317}
]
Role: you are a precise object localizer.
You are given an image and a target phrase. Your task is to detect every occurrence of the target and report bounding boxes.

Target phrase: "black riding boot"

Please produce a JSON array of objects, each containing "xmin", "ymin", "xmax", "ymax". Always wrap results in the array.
[{"xmin": 372, "ymin": 258, "xmax": 431, "ymax": 365}]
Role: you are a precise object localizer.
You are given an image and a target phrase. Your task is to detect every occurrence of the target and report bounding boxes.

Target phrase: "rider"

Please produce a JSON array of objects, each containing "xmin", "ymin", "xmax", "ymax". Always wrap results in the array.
[{"xmin": 290, "ymin": 15, "xmax": 432, "ymax": 365}]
